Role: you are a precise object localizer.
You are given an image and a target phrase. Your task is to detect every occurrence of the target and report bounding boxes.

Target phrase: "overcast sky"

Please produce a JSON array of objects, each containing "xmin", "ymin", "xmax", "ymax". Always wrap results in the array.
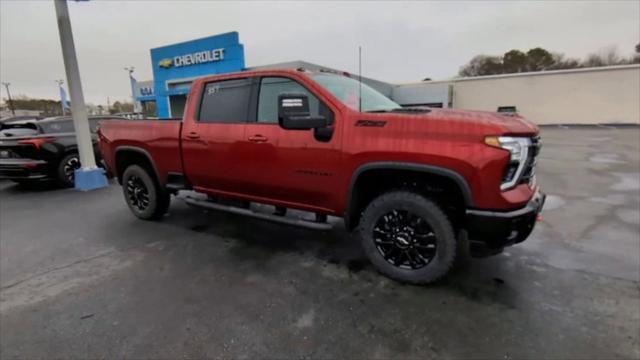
[{"xmin": 1, "ymin": 0, "xmax": 638, "ymax": 104}]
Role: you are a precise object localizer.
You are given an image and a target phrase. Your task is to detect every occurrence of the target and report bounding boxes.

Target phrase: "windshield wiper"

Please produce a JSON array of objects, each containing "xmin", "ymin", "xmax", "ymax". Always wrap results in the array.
[
  {"xmin": 364, "ymin": 109, "xmax": 397, "ymax": 113},
  {"xmin": 365, "ymin": 107, "xmax": 431, "ymax": 113}
]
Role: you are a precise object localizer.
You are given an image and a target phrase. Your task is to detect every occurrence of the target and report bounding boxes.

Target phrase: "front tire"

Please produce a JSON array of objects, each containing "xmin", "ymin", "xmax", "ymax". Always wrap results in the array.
[
  {"xmin": 357, "ymin": 191, "xmax": 457, "ymax": 284},
  {"xmin": 122, "ymin": 165, "xmax": 170, "ymax": 220}
]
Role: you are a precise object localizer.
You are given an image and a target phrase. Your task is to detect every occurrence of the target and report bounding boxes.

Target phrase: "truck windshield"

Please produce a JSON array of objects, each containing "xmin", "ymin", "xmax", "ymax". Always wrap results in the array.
[{"xmin": 310, "ymin": 73, "xmax": 401, "ymax": 113}]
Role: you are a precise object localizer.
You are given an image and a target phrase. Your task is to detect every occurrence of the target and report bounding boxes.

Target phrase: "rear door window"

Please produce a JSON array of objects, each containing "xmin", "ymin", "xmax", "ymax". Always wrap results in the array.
[{"xmin": 199, "ymin": 78, "xmax": 253, "ymax": 123}]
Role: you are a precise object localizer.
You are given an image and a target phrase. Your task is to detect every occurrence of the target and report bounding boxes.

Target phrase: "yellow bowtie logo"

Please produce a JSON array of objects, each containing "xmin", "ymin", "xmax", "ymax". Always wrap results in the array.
[{"xmin": 158, "ymin": 58, "xmax": 173, "ymax": 69}]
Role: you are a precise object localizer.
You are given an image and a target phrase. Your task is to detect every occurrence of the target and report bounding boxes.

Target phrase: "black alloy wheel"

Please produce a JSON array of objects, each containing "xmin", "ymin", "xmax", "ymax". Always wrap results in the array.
[
  {"xmin": 63, "ymin": 156, "xmax": 80, "ymax": 183},
  {"xmin": 57, "ymin": 153, "xmax": 81, "ymax": 187},
  {"xmin": 357, "ymin": 191, "xmax": 457, "ymax": 284},
  {"xmin": 373, "ymin": 210, "xmax": 437, "ymax": 270},
  {"xmin": 126, "ymin": 175, "xmax": 150, "ymax": 212},
  {"xmin": 121, "ymin": 164, "xmax": 170, "ymax": 220}
]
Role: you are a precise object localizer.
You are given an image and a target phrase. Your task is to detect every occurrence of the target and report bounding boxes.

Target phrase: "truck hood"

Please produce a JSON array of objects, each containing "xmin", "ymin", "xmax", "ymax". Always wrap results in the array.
[
  {"xmin": 371, "ymin": 108, "xmax": 539, "ymax": 136},
  {"xmin": 423, "ymin": 107, "xmax": 539, "ymax": 135}
]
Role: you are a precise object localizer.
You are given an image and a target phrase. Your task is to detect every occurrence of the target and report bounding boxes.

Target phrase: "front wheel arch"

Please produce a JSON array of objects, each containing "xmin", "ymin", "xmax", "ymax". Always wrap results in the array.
[{"xmin": 344, "ymin": 162, "xmax": 473, "ymax": 231}]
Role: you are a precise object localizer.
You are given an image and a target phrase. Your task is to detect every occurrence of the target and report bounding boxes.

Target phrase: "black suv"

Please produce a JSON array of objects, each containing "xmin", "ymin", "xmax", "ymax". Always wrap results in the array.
[{"xmin": 0, "ymin": 115, "xmax": 126, "ymax": 186}]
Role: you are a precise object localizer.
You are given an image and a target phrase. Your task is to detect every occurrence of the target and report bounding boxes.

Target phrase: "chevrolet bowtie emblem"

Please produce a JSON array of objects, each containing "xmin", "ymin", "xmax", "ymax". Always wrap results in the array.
[{"xmin": 158, "ymin": 58, "xmax": 173, "ymax": 69}]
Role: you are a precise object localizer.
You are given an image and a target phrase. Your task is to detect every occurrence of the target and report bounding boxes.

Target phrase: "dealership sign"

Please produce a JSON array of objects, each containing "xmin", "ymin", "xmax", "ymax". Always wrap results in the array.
[
  {"xmin": 150, "ymin": 32, "xmax": 245, "ymax": 118},
  {"xmin": 159, "ymin": 48, "xmax": 225, "ymax": 69}
]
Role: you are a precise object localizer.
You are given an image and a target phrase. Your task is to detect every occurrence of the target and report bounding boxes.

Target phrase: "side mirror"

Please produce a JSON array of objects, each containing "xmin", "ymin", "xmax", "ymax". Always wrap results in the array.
[{"xmin": 278, "ymin": 93, "xmax": 328, "ymax": 130}]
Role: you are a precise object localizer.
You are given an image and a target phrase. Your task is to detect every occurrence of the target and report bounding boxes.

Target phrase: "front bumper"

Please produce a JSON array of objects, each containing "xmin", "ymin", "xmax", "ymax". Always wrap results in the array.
[
  {"xmin": 465, "ymin": 190, "xmax": 546, "ymax": 255},
  {"xmin": 0, "ymin": 158, "xmax": 51, "ymax": 181}
]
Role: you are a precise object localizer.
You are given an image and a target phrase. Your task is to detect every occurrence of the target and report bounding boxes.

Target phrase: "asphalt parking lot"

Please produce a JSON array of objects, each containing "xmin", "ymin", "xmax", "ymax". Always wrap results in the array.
[{"xmin": 1, "ymin": 127, "xmax": 639, "ymax": 359}]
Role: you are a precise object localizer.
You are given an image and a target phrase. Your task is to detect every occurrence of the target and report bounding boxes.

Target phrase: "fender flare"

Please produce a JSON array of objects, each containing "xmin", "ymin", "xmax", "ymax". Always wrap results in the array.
[
  {"xmin": 345, "ymin": 161, "xmax": 474, "ymax": 226},
  {"xmin": 114, "ymin": 146, "xmax": 161, "ymax": 184}
]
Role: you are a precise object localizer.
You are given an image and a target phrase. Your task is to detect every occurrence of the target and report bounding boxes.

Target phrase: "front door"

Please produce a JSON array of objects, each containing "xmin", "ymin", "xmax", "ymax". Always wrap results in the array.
[
  {"xmin": 242, "ymin": 76, "xmax": 342, "ymax": 212},
  {"xmin": 181, "ymin": 77, "xmax": 254, "ymax": 195}
]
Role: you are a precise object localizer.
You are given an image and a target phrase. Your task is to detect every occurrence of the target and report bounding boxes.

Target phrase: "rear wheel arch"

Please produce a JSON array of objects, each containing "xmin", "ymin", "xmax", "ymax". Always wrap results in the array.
[
  {"xmin": 344, "ymin": 162, "xmax": 473, "ymax": 231},
  {"xmin": 114, "ymin": 146, "xmax": 161, "ymax": 185}
]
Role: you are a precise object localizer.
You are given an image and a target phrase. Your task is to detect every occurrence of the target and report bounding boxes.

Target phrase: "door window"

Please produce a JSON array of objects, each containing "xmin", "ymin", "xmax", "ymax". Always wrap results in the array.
[
  {"xmin": 257, "ymin": 77, "xmax": 320, "ymax": 123},
  {"xmin": 199, "ymin": 78, "xmax": 253, "ymax": 123}
]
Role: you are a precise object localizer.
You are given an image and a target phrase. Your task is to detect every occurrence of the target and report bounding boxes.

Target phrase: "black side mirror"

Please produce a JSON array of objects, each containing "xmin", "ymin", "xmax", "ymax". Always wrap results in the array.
[{"xmin": 278, "ymin": 93, "xmax": 327, "ymax": 130}]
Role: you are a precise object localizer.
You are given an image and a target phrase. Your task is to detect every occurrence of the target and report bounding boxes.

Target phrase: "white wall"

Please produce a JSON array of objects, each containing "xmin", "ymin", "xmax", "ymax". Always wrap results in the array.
[
  {"xmin": 392, "ymin": 82, "xmax": 451, "ymax": 107},
  {"xmin": 393, "ymin": 65, "xmax": 640, "ymax": 125},
  {"xmin": 453, "ymin": 65, "xmax": 640, "ymax": 124}
]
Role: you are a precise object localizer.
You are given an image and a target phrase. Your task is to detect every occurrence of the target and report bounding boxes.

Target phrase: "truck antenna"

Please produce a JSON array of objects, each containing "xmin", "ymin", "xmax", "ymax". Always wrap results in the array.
[{"xmin": 358, "ymin": 46, "xmax": 362, "ymax": 112}]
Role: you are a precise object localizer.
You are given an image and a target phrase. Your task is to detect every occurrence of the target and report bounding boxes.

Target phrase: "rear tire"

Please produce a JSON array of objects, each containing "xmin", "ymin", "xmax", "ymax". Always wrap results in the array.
[
  {"xmin": 122, "ymin": 165, "xmax": 170, "ymax": 220},
  {"xmin": 57, "ymin": 153, "xmax": 81, "ymax": 187},
  {"xmin": 357, "ymin": 191, "xmax": 456, "ymax": 284}
]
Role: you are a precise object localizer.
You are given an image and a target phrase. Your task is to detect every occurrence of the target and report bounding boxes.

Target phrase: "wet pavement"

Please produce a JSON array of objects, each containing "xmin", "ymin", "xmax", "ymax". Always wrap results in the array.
[{"xmin": 1, "ymin": 127, "xmax": 639, "ymax": 359}]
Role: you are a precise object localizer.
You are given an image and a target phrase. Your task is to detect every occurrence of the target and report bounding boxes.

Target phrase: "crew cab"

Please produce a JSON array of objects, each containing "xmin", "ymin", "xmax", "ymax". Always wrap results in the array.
[{"xmin": 98, "ymin": 68, "xmax": 545, "ymax": 284}]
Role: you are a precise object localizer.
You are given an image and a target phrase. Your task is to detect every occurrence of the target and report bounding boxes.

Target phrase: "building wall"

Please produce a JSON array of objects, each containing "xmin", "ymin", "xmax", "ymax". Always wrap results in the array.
[
  {"xmin": 450, "ymin": 65, "xmax": 640, "ymax": 124},
  {"xmin": 392, "ymin": 82, "xmax": 451, "ymax": 107}
]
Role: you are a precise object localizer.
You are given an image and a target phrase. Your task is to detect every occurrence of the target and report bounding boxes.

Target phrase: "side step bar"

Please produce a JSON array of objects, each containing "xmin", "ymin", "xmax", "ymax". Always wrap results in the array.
[{"xmin": 183, "ymin": 196, "xmax": 333, "ymax": 231}]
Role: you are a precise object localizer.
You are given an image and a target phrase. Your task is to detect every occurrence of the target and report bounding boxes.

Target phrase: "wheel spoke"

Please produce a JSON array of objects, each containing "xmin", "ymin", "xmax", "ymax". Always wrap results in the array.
[
  {"xmin": 373, "ymin": 208, "xmax": 438, "ymax": 270},
  {"xmin": 125, "ymin": 175, "xmax": 150, "ymax": 211},
  {"xmin": 374, "ymin": 238, "xmax": 394, "ymax": 245},
  {"xmin": 405, "ymin": 250, "xmax": 424, "ymax": 269}
]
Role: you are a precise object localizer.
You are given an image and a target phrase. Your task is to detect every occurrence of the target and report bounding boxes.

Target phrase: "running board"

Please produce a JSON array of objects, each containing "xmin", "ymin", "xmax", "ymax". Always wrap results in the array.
[{"xmin": 183, "ymin": 196, "xmax": 333, "ymax": 231}]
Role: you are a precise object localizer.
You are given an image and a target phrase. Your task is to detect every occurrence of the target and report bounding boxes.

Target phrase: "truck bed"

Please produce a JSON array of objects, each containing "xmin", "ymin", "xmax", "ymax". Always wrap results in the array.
[{"xmin": 98, "ymin": 119, "xmax": 183, "ymax": 185}]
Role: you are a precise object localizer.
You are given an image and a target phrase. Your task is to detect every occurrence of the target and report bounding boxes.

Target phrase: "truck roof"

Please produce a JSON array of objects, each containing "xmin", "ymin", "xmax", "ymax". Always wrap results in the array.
[{"xmin": 193, "ymin": 67, "xmax": 351, "ymax": 85}]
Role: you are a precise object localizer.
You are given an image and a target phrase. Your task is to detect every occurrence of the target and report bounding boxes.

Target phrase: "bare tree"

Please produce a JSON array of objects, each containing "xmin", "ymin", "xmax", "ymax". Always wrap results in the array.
[{"xmin": 583, "ymin": 46, "xmax": 629, "ymax": 67}]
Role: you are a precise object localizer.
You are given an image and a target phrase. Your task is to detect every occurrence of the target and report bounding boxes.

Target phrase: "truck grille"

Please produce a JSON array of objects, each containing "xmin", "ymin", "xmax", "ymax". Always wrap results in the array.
[{"xmin": 519, "ymin": 136, "xmax": 541, "ymax": 185}]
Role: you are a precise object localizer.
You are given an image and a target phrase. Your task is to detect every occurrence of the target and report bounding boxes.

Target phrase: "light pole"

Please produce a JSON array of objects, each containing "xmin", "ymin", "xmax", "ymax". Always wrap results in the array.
[
  {"xmin": 124, "ymin": 66, "xmax": 138, "ymax": 113},
  {"xmin": 2, "ymin": 82, "xmax": 15, "ymax": 116},
  {"xmin": 55, "ymin": 79, "xmax": 65, "ymax": 115},
  {"xmin": 54, "ymin": 0, "xmax": 107, "ymax": 190}
]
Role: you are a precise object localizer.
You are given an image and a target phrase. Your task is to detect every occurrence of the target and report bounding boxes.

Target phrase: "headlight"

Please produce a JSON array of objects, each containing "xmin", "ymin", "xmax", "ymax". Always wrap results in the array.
[{"xmin": 485, "ymin": 136, "xmax": 532, "ymax": 190}]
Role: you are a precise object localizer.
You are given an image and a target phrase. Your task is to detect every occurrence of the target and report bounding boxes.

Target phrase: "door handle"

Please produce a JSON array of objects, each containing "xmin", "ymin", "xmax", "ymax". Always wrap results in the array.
[
  {"xmin": 248, "ymin": 134, "xmax": 268, "ymax": 143},
  {"xmin": 186, "ymin": 132, "xmax": 200, "ymax": 139}
]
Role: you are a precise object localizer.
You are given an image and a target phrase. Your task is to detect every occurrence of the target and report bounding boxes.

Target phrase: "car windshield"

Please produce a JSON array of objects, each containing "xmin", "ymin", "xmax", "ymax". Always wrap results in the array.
[{"xmin": 310, "ymin": 73, "xmax": 400, "ymax": 112}]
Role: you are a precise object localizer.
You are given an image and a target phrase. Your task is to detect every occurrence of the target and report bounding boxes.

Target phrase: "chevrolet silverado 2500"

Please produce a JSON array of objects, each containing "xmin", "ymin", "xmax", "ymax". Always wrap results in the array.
[{"xmin": 98, "ymin": 68, "xmax": 545, "ymax": 284}]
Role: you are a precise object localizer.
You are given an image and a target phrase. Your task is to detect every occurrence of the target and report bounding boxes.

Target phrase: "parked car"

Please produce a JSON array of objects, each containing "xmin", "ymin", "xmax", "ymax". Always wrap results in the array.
[
  {"xmin": 0, "ymin": 115, "xmax": 125, "ymax": 186},
  {"xmin": 99, "ymin": 68, "xmax": 545, "ymax": 284}
]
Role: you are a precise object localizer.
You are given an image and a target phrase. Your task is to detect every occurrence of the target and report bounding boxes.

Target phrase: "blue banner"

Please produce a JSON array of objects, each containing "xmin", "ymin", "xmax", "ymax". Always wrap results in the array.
[{"xmin": 59, "ymin": 85, "xmax": 70, "ymax": 109}]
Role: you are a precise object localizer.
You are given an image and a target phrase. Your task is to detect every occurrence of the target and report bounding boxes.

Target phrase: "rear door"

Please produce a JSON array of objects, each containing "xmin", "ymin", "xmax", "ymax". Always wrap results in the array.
[{"xmin": 181, "ymin": 77, "xmax": 255, "ymax": 194}]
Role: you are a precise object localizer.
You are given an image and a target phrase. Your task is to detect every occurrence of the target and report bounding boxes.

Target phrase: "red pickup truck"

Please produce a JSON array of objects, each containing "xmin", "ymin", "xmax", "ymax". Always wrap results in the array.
[{"xmin": 99, "ymin": 68, "xmax": 545, "ymax": 284}]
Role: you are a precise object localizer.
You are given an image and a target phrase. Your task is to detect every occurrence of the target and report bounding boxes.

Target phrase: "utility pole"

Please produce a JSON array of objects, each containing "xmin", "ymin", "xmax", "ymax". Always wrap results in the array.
[
  {"xmin": 124, "ymin": 66, "xmax": 138, "ymax": 113},
  {"xmin": 2, "ymin": 82, "xmax": 16, "ymax": 116},
  {"xmin": 54, "ymin": 0, "xmax": 107, "ymax": 190},
  {"xmin": 55, "ymin": 79, "xmax": 65, "ymax": 115}
]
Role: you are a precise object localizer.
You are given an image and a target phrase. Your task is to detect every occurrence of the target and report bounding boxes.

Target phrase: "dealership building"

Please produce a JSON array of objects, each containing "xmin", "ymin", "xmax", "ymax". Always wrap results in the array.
[{"xmin": 135, "ymin": 32, "xmax": 640, "ymax": 124}]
